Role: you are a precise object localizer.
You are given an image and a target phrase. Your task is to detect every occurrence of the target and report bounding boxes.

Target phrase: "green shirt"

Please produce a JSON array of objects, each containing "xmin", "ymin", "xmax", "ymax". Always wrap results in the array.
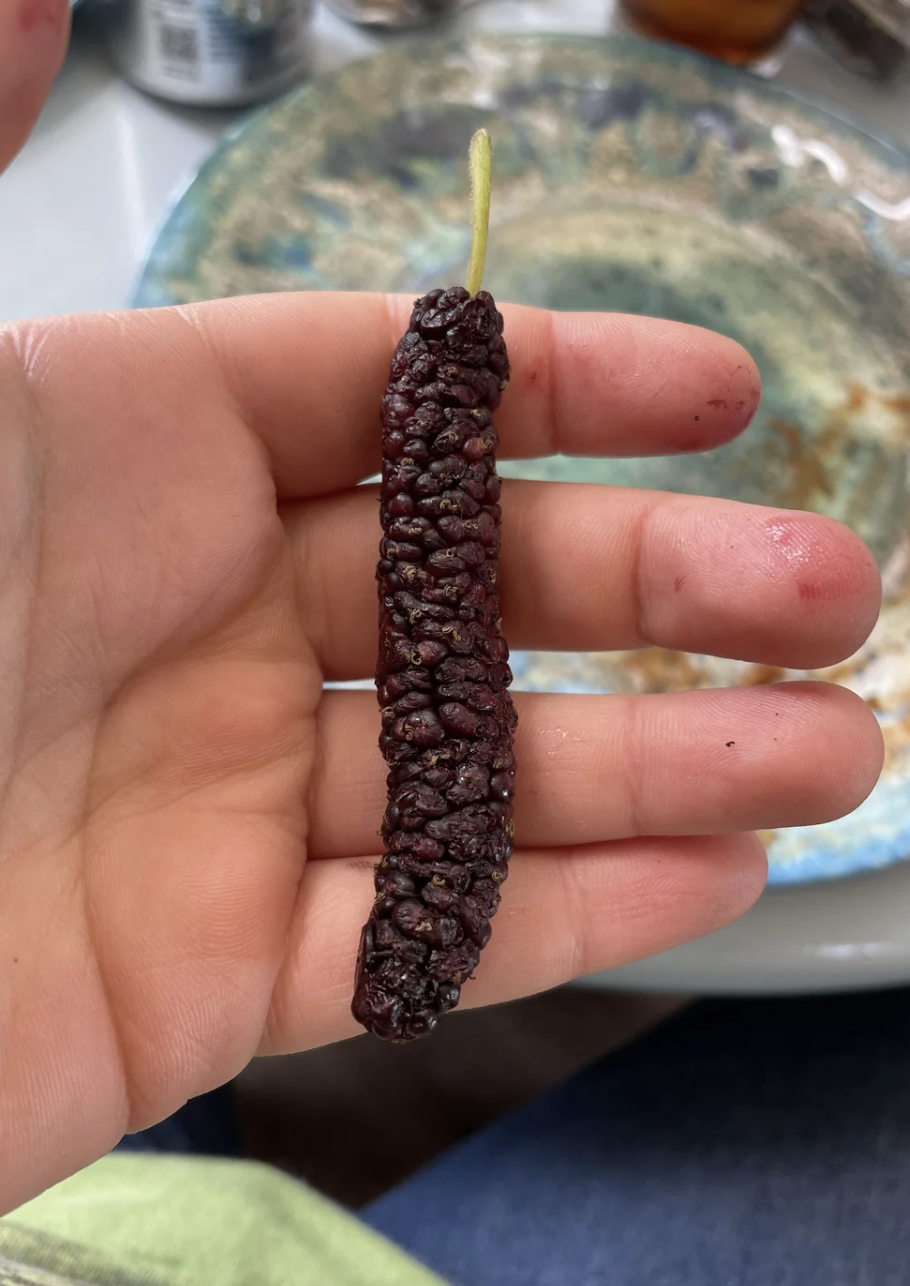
[{"xmin": 0, "ymin": 1156, "xmax": 446, "ymax": 1286}]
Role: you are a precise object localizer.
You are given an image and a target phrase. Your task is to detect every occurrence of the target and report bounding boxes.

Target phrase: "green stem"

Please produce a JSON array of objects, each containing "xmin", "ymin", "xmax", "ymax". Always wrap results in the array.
[{"xmin": 466, "ymin": 129, "xmax": 492, "ymax": 298}]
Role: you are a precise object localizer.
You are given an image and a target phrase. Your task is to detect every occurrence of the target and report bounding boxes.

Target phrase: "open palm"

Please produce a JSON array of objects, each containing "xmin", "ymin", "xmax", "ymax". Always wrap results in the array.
[{"xmin": 0, "ymin": 294, "xmax": 883, "ymax": 1213}]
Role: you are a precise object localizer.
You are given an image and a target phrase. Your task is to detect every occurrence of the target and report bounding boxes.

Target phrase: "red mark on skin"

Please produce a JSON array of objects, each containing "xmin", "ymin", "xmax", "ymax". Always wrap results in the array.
[
  {"xmin": 734, "ymin": 382, "xmax": 762, "ymax": 428},
  {"xmin": 674, "ymin": 575, "xmax": 686, "ymax": 593},
  {"xmin": 18, "ymin": 0, "xmax": 65, "ymax": 33},
  {"xmin": 765, "ymin": 518, "xmax": 809, "ymax": 560},
  {"xmin": 765, "ymin": 518, "xmax": 852, "ymax": 607},
  {"xmin": 678, "ymin": 372, "xmax": 760, "ymax": 453}
]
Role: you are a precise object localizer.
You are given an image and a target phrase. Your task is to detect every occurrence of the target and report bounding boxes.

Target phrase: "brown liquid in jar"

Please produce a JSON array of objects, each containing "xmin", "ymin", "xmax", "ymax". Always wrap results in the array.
[{"xmin": 620, "ymin": 0, "xmax": 807, "ymax": 64}]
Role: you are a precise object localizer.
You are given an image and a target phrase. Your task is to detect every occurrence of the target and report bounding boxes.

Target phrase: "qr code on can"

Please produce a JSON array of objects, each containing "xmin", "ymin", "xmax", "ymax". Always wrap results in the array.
[{"xmin": 159, "ymin": 23, "xmax": 199, "ymax": 64}]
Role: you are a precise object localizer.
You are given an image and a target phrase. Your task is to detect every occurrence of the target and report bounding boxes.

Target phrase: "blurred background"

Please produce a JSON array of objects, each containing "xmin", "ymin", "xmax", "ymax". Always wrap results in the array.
[{"xmin": 7, "ymin": 0, "xmax": 910, "ymax": 322}]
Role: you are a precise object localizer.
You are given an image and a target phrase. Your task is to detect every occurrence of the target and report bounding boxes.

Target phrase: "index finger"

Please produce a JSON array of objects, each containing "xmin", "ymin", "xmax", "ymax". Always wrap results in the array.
[{"xmin": 182, "ymin": 292, "xmax": 761, "ymax": 499}]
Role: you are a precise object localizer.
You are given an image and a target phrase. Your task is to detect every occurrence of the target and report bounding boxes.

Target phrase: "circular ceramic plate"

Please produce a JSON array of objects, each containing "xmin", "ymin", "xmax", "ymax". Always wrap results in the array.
[
  {"xmin": 136, "ymin": 34, "xmax": 910, "ymax": 886},
  {"xmin": 581, "ymin": 855, "xmax": 910, "ymax": 995}
]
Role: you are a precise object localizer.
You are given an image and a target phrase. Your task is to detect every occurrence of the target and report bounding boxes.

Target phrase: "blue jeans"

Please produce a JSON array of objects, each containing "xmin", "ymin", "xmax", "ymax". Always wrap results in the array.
[{"xmin": 119, "ymin": 990, "xmax": 910, "ymax": 1284}]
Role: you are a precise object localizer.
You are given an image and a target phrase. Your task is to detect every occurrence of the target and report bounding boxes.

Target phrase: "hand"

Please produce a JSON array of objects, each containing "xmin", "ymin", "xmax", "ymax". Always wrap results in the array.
[
  {"xmin": 0, "ymin": 2, "xmax": 882, "ymax": 1216},
  {"xmin": 0, "ymin": 294, "xmax": 882, "ymax": 1211}
]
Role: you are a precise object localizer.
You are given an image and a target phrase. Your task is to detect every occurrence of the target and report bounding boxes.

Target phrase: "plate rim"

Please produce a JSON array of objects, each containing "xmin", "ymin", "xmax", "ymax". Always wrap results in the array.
[
  {"xmin": 133, "ymin": 30, "xmax": 910, "ymax": 307},
  {"xmin": 583, "ymin": 855, "xmax": 910, "ymax": 995}
]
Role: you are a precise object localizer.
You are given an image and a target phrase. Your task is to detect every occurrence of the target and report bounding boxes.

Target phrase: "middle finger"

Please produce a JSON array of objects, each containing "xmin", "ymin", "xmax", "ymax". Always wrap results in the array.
[{"xmin": 290, "ymin": 481, "xmax": 879, "ymax": 681}]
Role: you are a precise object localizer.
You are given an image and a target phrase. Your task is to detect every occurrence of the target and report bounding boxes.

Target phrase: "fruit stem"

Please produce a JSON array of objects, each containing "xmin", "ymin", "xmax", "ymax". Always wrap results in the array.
[{"xmin": 466, "ymin": 129, "xmax": 492, "ymax": 298}]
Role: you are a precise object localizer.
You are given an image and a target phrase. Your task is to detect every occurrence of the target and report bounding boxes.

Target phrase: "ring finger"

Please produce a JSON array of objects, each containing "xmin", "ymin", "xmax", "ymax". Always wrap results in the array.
[
  {"xmin": 289, "ymin": 482, "xmax": 880, "ymax": 682},
  {"xmin": 306, "ymin": 683, "xmax": 883, "ymax": 859}
]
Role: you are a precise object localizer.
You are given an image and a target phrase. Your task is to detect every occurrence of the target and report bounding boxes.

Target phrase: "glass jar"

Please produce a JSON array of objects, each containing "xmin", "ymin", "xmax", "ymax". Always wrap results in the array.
[{"xmin": 619, "ymin": 0, "xmax": 807, "ymax": 65}]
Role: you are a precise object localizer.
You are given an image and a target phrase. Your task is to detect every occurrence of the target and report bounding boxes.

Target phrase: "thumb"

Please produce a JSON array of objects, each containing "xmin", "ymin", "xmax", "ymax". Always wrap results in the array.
[{"xmin": 0, "ymin": 0, "xmax": 70, "ymax": 173}]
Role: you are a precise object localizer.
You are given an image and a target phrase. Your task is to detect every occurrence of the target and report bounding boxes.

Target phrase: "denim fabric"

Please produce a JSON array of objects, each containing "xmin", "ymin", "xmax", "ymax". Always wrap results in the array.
[{"xmin": 363, "ymin": 992, "xmax": 910, "ymax": 1286}]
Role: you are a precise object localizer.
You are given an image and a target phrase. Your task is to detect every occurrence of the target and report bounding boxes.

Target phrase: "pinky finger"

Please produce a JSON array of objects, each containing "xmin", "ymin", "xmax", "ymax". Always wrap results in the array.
[{"xmin": 262, "ymin": 834, "xmax": 767, "ymax": 1054}]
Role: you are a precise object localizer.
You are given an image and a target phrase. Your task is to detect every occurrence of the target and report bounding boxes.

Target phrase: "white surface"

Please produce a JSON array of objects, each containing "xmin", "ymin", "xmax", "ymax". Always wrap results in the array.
[{"xmin": 2, "ymin": 0, "xmax": 910, "ymax": 993}]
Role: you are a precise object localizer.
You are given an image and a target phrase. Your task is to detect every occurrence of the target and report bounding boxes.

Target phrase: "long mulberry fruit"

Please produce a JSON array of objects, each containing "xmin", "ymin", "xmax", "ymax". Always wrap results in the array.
[{"xmin": 352, "ymin": 131, "xmax": 517, "ymax": 1041}]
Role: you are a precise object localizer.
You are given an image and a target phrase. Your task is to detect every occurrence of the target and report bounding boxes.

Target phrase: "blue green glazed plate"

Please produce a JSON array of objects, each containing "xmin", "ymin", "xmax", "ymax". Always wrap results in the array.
[{"xmin": 135, "ymin": 34, "xmax": 910, "ymax": 886}]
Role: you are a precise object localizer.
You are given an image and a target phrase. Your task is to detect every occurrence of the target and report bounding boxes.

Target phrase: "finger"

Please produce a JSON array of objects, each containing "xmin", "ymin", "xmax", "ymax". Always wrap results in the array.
[
  {"xmin": 181, "ymin": 293, "xmax": 760, "ymax": 497},
  {"xmin": 0, "ymin": 0, "xmax": 69, "ymax": 172},
  {"xmin": 306, "ymin": 684, "xmax": 882, "ymax": 860},
  {"xmin": 263, "ymin": 833, "xmax": 767, "ymax": 1053},
  {"xmin": 290, "ymin": 483, "xmax": 880, "ymax": 679}
]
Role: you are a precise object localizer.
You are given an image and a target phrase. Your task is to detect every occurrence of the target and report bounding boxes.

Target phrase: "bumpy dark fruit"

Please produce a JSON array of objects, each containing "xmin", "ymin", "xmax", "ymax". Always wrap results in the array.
[{"xmin": 352, "ymin": 285, "xmax": 516, "ymax": 1042}]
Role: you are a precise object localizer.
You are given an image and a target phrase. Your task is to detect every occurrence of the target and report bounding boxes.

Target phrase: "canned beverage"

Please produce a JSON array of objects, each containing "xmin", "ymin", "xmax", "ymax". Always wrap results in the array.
[{"xmin": 107, "ymin": 0, "xmax": 313, "ymax": 106}]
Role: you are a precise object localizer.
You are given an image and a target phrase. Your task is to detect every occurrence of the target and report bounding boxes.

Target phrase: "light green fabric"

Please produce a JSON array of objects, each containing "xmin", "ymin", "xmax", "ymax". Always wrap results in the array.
[{"xmin": 0, "ymin": 1155, "xmax": 447, "ymax": 1286}]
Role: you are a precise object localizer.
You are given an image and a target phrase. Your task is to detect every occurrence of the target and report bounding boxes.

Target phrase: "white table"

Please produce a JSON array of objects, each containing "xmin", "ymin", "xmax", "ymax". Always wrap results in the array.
[{"xmin": 3, "ymin": 0, "xmax": 910, "ymax": 994}]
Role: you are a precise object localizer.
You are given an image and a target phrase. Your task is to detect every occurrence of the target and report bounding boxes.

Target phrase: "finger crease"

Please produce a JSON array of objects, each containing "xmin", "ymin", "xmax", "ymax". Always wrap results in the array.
[
  {"xmin": 630, "ymin": 501, "xmax": 653, "ymax": 649},
  {"xmin": 541, "ymin": 310, "xmax": 563, "ymax": 458},
  {"xmin": 620, "ymin": 696, "xmax": 649, "ymax": 839},
  {"xmin": 556, "ymin": 852, "xmax": 593, "ymax": 982}
]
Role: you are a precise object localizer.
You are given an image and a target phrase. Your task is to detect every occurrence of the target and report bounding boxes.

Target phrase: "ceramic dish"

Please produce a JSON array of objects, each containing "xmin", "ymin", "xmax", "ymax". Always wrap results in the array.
[
  {"xmin": 584, "ymin": 857, "xmax": 910, "ymax": 995},
  {"xmin": 135, "ymin": 33, "xmax": 910, "ymax": 886}
]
